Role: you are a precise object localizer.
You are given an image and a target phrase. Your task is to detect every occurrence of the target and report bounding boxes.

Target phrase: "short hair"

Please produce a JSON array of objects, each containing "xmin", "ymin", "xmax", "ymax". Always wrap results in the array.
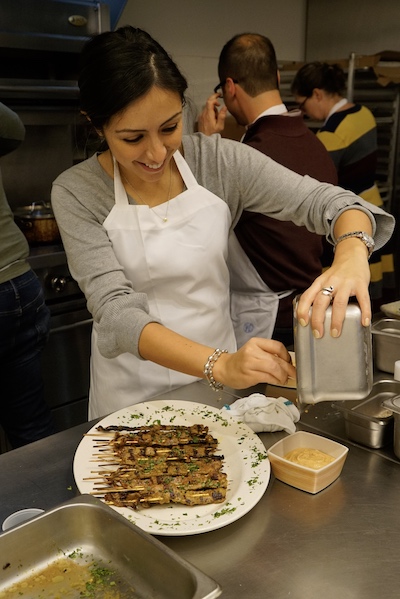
[
  {"xmin": 291, "ymin": 62, "xmax": 347, "ymax": 97},
  {"xmin": 78, "ymin": 26, "xmax": 188, "ymax": 131},
  {"xmin": 218, "ymin": 33, "xmax": 278, "ymax": 97}
]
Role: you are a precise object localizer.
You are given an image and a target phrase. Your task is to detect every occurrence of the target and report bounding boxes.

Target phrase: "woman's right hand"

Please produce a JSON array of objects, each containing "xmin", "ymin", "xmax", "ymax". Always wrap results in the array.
[
  {"xmin": 214, "ymin": 337, "xmax": 296, "ymax": 389},
  {"xmin": 138, "ymin": 323, "xmax": 295, "ymax": 390}
]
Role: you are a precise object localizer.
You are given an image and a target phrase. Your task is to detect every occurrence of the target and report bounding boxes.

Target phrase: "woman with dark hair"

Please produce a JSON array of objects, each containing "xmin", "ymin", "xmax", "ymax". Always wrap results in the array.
[
  {"xmin": 291, "ymin": 61, "xmax": 395, "ymax": 306},
  {"xmin": 52, "ymin": 27, "xmax": 394, "ymax": 419}
]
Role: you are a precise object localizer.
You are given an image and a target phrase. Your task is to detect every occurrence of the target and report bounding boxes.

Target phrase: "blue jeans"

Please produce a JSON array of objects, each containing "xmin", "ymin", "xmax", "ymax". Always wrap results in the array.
[{"xmin": 0, "ymin": 269, "xmax": 55, "ymax": 448}]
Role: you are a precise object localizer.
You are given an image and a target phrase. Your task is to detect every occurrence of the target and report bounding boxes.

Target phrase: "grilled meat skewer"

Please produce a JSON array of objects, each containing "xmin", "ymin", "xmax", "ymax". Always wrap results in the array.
[
  {"xmin": 109, "ymin": 456, "xmax": 224, "ymax": 478},
  {"xmin": 104, "ymin": 486, "xmax": 227, "ymax": 508},
  {"xmin": 97, "ymin": 423, "xmax": 209, "ymax": 434},
  {"xmin": 90, "ymin": 422, "xmax": 228, "ymax": 510},
  {"xmin": 97, "ymin": 471, "xmax": 227, "ymax": 491},
  {"xmin": 104, "ymin": 443, "xmax": 218, "ymax": 459},
  {"xmin": 108, "ymin": 431, "xmax": 217, "ymax": 448},
  {"xmin": 96, "ymin": 423, "xmax": 215, "ymax": 448},
  {"xmin": 94, "ymin": 444, "xmax": 221, "ymax": 461}
]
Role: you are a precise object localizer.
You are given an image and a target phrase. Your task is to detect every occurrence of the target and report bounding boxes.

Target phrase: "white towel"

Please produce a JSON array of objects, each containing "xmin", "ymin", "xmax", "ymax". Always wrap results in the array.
[{"xmin": 222, "ymin": 393, "xmax": 300, "ymax": 434}]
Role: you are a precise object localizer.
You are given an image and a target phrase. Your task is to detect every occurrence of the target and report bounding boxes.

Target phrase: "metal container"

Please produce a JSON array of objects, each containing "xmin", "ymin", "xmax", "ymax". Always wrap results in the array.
[
  {"xmin": 382, "ymin": 395, "xmax": 400, "ymax": 459},
  {"xmin": 0, "ymin": 495, "xmax": 221, "ymax": 599},
  {"xmin": 293, "ymin": 298, "xmax": 373, "ymax": 405},
  {"xmin": 13, "ymin": 202, "xmax": 61, "ymax": 245},
  {"xmin": 371, "ymin": 318, "xmax": 400, "ymax": 373},
  {"xmin": 334, "ymin": 379, "xmax": 399, "ymax": 448}
]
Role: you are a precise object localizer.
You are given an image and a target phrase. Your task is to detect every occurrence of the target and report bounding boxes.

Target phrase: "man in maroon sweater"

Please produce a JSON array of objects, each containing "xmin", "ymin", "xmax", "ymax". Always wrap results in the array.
[{"xmin": 198, "ymin": 33, "xmax": 337, "ymax": 347}]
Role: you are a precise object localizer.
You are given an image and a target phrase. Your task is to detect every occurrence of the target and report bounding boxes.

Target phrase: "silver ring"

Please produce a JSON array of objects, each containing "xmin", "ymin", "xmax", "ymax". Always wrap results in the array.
[{"xmin": 321, "ymin": 285, "xmax": 334, "ymax": 297}]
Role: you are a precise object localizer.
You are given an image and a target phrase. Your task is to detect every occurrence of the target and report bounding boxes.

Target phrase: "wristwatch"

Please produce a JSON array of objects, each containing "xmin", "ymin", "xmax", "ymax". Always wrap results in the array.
[{"xmin": 334, "ymin": 231, "xmax": 375, "ymax": 258}]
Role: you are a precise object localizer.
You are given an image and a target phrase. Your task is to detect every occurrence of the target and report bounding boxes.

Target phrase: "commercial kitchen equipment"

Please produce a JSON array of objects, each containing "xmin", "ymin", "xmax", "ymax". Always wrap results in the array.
[
  {"xmin": 0, "ymin": 1, "xmax": 123, "ymax": 451},
  {"xmin": 2, "ymin": 380, "xmax": 400, "ymax": 598}
]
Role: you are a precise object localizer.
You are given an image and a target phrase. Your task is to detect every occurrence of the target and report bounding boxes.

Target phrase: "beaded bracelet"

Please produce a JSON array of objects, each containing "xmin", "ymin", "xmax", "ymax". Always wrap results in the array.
[{"xmin": 204, "ymin": 348, "xmax": 228, "ymax": 392}]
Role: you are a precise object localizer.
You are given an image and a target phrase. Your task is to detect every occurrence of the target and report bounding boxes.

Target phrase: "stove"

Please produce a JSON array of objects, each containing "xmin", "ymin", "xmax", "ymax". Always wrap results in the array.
[{"xmin": 29, "ymin": 245, "xmax": 92, "ymax": 433}]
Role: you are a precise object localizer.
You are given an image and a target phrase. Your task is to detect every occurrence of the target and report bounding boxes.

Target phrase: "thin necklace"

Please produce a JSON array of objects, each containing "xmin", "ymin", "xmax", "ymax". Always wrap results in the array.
[{"xmin": 121, "ymin": 161, "xmax": 172, "ymax": 223}]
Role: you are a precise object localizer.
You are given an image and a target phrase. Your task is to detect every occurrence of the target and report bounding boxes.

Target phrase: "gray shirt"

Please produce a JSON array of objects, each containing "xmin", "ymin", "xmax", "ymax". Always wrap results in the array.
[
  {"xmin": 0, "ymin": 103, "xmax": 29, "ymax": 284},
  {"xmin": 51, "ymin": 133, "xmax": 394, "ymax": 359}
]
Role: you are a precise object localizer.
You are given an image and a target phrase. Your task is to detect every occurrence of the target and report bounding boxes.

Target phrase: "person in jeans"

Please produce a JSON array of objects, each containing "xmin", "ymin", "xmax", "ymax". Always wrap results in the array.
[{"xmin": 0, "ymin": 102, "xmax": 54, "ymax": 448}]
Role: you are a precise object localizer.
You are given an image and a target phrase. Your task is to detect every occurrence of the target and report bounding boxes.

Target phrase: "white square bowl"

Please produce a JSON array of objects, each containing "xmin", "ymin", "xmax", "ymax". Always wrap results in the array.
[{"xmin": 267, "ymin": 431, "xmax": 349, "ymax": 494}]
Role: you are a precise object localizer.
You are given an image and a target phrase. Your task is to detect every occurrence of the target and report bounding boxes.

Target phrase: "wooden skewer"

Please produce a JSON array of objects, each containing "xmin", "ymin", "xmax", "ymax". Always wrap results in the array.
[
  {"xmin": 90, "ymin": 491, "xmax": 163, "ymax": 501},
  {"xmin": 89, "ymin": 455, "xmax": 121, "ymax": 464},
  {"xmin": 89, "ymin": 461, "xmax": 120, "ymax": 466},
  {"xmin": 87, "ymin": 470, "xmax": 131, "ymax": 477},
  {"xmin": 92, "ymin": 486, "xmax": 145, "ymax": 493},
  {"xmin": 90, "ymin": 452, "xmax": 116, "ymax": 456},
  {"xmin": 85, "ymin": 433, "xmax": 115, "ymax": 437},
  {"xmin": 103, "ymin": 501, "xmax": 141, "ymax": 507},
  {"xmin": 93, "ymin": 491, "xmax": 214, "ymax": 501},
  {"xmin": 102, "ymin": 497, "xmax": 162, "ymax": 505}
]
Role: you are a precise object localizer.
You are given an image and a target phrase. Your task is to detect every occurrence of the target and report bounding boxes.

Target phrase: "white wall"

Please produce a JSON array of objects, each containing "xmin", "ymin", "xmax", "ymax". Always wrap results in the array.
[
  {"xmin": 306, "ymin": 0, "xmax": 400, "ymax": 60},
  {"xmin": 117, "ymin": 0, "xmax": 307, "ymax": 112}
]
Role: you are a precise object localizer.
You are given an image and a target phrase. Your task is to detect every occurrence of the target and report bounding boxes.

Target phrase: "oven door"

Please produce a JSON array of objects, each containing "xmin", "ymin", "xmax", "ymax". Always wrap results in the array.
[{"xmin": 41, "ymin": 300, "xmax": 92, "ymax": 432}]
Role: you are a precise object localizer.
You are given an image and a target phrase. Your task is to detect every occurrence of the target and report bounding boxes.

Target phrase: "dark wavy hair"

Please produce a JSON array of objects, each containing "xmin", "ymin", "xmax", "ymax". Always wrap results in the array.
[
  {"xmin": 290, "ymin": 62, "xmax": 347, "ymax": 98},
  {"xmin": 78, "ymin": 26, "xmax": 188, "ymax": 131}
]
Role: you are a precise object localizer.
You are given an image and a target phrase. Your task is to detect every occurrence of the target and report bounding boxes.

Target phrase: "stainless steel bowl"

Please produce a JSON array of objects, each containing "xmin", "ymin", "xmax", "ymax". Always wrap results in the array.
[
  {"xmin": 334, "ymin": 379, "xmax": 399, "ymax": 448},
  {"xmin": 371, "ymin": 318, "xmax": 400, "ymax": 373}
]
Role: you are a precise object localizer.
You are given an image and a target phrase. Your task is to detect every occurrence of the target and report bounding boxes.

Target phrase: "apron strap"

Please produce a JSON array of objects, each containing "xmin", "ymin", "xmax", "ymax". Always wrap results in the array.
[
  {"xmin": 113, "ymin": 157, "xmax": 130, "ymax": 206},
  {"xmin": 173, "ymin": 150, "xmax": 198, "ymax": 189}
]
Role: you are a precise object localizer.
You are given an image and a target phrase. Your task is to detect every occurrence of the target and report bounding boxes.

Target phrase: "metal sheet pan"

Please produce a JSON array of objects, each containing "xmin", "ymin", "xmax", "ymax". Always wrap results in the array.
[{"xmin": 0, "ymin": 495, "xmax": 221, "ymax": 599}]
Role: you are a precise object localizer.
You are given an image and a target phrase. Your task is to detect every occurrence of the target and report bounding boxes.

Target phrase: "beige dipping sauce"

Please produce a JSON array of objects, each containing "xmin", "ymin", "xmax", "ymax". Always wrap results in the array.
[{"xmin": 284, "ymin": 447, "xmax": 335, "ymax": 469}]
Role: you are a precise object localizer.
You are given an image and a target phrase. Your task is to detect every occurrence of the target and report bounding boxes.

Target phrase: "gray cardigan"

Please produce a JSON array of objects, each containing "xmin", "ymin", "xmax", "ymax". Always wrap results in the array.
[{"xmin": 51, "ymin": 132, "xmax": 394, "ymax": 359}]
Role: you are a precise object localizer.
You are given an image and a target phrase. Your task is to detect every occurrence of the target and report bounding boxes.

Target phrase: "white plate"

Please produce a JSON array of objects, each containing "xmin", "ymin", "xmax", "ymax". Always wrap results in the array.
[
  {"xmin": 380, "ymin": 300, "xmax": 400, "ymax": 319},
  {"xmin": 73, "ymin": 400, "xmax": 270, "ymax": 536}
]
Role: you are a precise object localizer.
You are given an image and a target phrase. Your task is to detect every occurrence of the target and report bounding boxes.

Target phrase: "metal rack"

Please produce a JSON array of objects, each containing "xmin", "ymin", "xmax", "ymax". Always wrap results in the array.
[
  {"xmin": 279, "ymin": 55, "xmax": 400, "ymax": 297},
  {"xmin": 347, "ymin": 53, "xmax": 400, "ymax": 212}
]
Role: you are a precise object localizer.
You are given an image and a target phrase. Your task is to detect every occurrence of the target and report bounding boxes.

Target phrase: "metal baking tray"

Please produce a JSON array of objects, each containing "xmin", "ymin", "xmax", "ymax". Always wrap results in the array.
[
  {"xmin": 371, "ymin": 318, "xmax": 400, "ymax": 373},
  {"xmin": 334, "ymin": 379, "xmax": 399, "ymax": 448},
  {"xmin": 293, "ymin": 298, "xmax": 373, "ymax": 405},
  {"xmin": 0, "ymin": 495, "xmax": 221, "ymax": 599}
]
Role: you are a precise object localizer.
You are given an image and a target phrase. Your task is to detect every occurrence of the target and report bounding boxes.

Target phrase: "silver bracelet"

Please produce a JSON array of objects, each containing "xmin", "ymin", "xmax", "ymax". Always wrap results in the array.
[
  {"xmin": 334, "ymin": 231, "xmax": 375, "ymax": 258},
  {"xmin": 204, "ymin": 348, "xmax": 228, "ymax": 392}
]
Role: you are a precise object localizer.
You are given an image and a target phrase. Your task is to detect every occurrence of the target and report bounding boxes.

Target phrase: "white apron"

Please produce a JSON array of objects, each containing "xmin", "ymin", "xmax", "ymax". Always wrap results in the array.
[
  {"xmin": 228, "ymin": 232, "xmax": 294, "ymax": 348},
  {"xmin": 89, "ymin": 150, "xmax": 236, "ymax": 419}
]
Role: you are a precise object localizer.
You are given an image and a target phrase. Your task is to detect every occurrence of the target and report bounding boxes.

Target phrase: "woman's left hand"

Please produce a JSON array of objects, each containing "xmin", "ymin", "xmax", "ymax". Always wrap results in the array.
[{"xmin": 296, "ymin": 239, "xmax": 371, "ymax": 338}]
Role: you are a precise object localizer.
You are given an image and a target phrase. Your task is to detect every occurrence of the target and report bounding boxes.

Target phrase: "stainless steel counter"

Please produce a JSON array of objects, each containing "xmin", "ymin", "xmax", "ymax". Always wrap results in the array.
[{"xmin": 1, "ymin": 380, "xmax": 400, "ymax": 598}]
